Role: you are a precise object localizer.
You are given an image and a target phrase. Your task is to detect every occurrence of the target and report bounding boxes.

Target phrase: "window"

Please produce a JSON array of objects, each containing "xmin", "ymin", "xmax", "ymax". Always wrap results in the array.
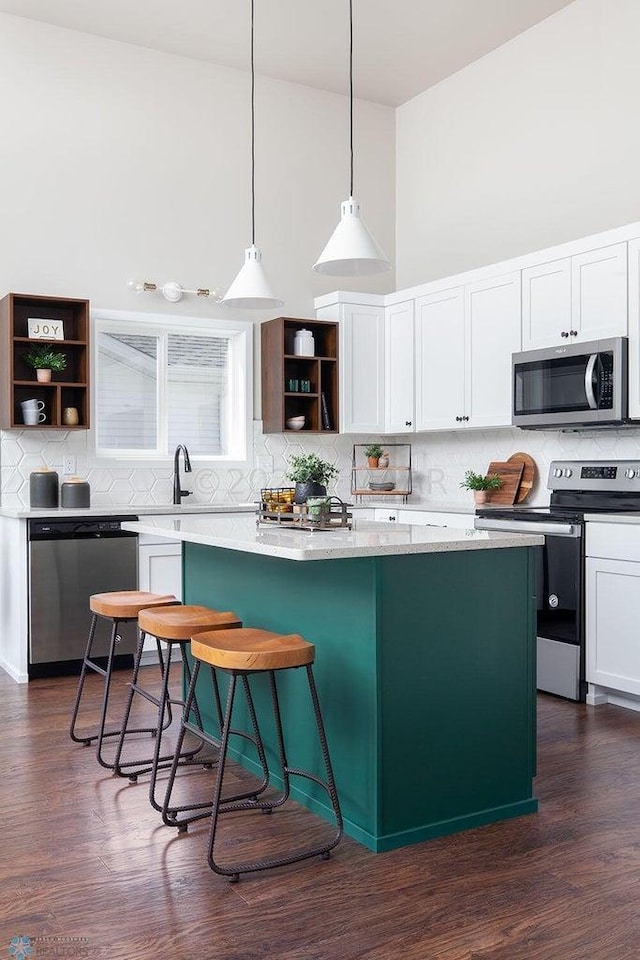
[{"xmin": 93, "ymin": 311, "xmax": 252, "ymax": 462}]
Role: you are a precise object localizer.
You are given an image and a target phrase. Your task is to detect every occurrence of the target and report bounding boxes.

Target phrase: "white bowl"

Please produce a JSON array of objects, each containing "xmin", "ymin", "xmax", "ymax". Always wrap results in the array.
[{"xmin": 286, "ymin": 416, "xmax": 305, "ymax": 431}]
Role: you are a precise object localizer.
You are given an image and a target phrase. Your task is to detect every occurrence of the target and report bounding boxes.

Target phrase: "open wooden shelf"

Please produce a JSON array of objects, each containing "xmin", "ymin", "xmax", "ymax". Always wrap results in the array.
[
  {"xmin": 0, "ymin": 292, "xmax": 90, "ymax": 430},
  {"xmin": 261, "ymin": 317, "xmax": 339, "ymax": 433}
]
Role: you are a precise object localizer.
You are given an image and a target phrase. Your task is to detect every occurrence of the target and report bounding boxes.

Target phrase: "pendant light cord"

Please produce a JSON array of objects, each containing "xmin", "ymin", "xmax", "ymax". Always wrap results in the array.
[
  {"xmin": 349, "ymin": 0, "xmax": 354, "ymax": 198},
  {"xmin": 250, "ymin": 0, "xmax": 256, "ymax": 246}
]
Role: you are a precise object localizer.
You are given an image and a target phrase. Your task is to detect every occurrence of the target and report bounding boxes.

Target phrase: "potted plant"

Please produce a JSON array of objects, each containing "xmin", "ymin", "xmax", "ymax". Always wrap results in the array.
[
  {"xmin": 460, "ymin": 470, "xmax": 503, "ymax": 505},
  {"xmin": 364, "ymin": 443, "xmax": 383, "ymax": 468},
  {"xmin": 23, "ymin": 344, "xmax": 67, "ymax": 383},
  {"xmin": 285, "ymin": 452, "xmax": 339, "ymax": 503}
]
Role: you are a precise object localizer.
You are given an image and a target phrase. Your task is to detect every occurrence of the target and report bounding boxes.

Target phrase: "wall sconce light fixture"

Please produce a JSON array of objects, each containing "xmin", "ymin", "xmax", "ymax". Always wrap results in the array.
[{"xmin": 127, "ymin": 280, "xmax": 223, "ymax": 303}]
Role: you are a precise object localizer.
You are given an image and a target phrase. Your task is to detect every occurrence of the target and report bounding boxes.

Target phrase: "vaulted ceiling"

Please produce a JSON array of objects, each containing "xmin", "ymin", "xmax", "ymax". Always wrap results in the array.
[{"xmin": 0, "ymin": 0, "xmax": 576, "ymax": 106}]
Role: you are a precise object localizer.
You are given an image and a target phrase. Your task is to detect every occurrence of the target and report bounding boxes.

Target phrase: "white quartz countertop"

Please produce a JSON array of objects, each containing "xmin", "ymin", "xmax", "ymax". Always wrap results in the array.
[
  {"xmin": 0, "ymin": 503, "xmax": 256, "ymax": 520},
  {"xmin": 122, "ymin": 514, "xmax": 543, "ymax": 562}
]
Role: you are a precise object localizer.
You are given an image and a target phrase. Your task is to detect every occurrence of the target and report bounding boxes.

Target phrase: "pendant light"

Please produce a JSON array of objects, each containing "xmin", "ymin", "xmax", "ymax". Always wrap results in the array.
[
  {"xmin": 314, "ymin": 0, "xmax": 390, "ymax": 277},
  {"xmin": 222, "ymin": 0, "xmax": 284, "ymax": 309}
]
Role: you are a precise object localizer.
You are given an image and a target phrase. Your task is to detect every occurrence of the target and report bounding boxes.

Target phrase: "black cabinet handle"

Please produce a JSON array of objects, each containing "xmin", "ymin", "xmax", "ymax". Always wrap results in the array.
[
  {"xmin": 570, "ymin": 330, "xmax": 578, "ymax": 337},
  {"xmin": 560, "ymin": 331, "xmax": 569, "ymax": 338},
  {"xmin": 455, "ymin": 416, "xmax": 461, "ymax": 422},
  {"xmin": 405, "ymin": 420, "xmax": 412, "ymax": 427}
]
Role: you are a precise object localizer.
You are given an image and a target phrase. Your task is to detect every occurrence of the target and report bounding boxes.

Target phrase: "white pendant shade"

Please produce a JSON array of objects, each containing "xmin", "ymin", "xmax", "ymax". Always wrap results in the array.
[
  {"xmin": 221, "ymin": 245, "xmax": 284, "ymax": 309},
  {"xmin": 314, "ymin": 198, "xmax": 391, "ymax": 276}
]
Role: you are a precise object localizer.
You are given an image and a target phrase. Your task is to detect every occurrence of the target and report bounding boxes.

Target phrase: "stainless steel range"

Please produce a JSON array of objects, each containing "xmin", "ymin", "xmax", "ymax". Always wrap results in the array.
[{"xmin": 475, "ymin": 460, "xmax": 640, "ymax": 702}]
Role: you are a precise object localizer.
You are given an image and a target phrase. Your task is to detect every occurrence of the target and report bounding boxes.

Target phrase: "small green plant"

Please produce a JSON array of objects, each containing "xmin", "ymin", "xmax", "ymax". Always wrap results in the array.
[
  {"xmin": 23, "ymin": 344, "xmax": 67, "ymax": 372},
  {"xmin": 364, "ymin": 443, "xmax": 383, "ymax": 459},
  {"xmin": 285, "ymin": 453, "xmax": 339, "ymax": 485},
  {"xmin": 460, "ymin": 470, "xmax": 503, "ymax": 492}
]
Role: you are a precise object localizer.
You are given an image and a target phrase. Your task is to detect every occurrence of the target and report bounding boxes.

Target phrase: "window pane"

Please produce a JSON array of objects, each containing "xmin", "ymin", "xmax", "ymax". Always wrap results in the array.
[
  {"xmin": 96, "ymin": 333, "xmax": 158, "ymax": 449},
  {"xmin": 167, "ymin": 334, "xmax": 229, "ymax": 456}
]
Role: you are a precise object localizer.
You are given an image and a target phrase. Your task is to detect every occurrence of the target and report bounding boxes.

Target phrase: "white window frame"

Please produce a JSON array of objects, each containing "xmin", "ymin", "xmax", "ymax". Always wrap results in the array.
[{"xmin": 90, "ymin": 308, "xmax": 253, "ymax": 468}]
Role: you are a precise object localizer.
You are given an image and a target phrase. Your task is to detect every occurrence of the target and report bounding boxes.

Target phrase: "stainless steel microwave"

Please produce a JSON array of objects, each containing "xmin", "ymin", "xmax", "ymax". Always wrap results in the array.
[{"xmin": 512, "ymin": 337, "xmax": 628, "ymax": 429}]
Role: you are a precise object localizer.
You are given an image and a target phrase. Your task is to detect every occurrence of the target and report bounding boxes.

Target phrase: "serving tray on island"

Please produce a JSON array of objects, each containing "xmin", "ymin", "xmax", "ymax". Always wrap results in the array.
[{"xmin": 256, "ymin": 496, "xmax": 353, "ymax": 531}]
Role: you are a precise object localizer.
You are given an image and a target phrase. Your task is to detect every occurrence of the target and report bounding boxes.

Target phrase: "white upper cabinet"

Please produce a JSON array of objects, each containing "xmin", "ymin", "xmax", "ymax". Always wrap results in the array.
[
  {"xmin": 522, "ymin": 242, "xmax": 628, "ymax": 350},
  {"xmin": 415, "ymin": 286, "xmax": 465, "ymax": 431},
  {"xmin": 465, "ymin": 272, "xmax": 522, "ymax": 428},
  {"xmin": 385, "ymin": 300, "xmax": 415, "ymax": 433},
  {"xmin": 522, "ymin": 258, "xmax": 572, "ymax": 350},
  {"xmin": 337, "ymin": 302, "xmax": 385, "ymax": 434},
  {"xmin": 628, "ymin": 237, "xmax": 640, "ymax": 419},
  {"xmin": 415, "ymin": 272, "xmax": 520, "ymax": 431}
]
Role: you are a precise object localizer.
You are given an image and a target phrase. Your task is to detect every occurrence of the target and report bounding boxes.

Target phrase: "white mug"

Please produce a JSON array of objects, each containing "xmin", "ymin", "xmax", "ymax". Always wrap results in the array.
[
  {"xmin": 21, "ymin": 399, "xmax": 45, "ymax": 412},
  {"xmin": 23, "ymin": 409, "xmax": 46, "ymax": 425}
]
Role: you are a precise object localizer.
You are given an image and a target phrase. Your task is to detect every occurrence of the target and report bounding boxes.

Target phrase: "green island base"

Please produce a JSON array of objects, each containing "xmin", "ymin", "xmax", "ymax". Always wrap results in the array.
[{"xmin": 184, "ymin": 540, "xmax": 538, "ymax": 853}]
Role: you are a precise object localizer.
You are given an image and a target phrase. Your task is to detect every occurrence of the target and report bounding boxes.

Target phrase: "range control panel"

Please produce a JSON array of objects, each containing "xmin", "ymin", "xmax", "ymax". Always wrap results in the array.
[{"xmin": 548, "ymin": 461, "xmax": 640, "ymax": 491}]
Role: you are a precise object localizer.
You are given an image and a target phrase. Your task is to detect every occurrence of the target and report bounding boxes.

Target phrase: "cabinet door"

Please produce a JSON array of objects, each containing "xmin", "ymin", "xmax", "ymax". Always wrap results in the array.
[
  {"xmin": 385, "ymin": 301, "xmax": 415, "ymax": 433},
  {"xmin": 465, "ymin": 272, "xmax": 521, "ymax": 428},
  {"xmin": 522, "ymin": 258, "xmax": 572, "ymax": 350},
  {"xmin": 628, "ymin": 238, "xmax": 640, "ymax": 419},
  {"xmin": 415, "ymin": 287, "xmax": 465, "ymax": 431},
  {"xmin": 340, "ymin": 304, "xmax": 385, "ymax": 433},
  {"xmin": 138, "ymin": 542, "xmax": 182, "ymax": 600},
  {"xmin": 586, "ymin": 556, "xmax": 640, "ymax": 696},
  {"xmin": 572, "ymin": 243, "xmax": 628, "ymax": 342}
]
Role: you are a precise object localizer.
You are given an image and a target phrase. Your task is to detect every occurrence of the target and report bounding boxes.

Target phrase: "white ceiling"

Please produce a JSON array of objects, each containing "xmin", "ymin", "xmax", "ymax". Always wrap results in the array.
[{"xmin": 0, "ymin": 0, "xmax": 576, "ymax": 106}]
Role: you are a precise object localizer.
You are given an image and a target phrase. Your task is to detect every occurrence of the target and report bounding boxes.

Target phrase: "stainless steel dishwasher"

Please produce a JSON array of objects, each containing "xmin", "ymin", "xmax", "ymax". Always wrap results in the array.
[{"xmin": 28, "ymin": 517, "xmax": 139, "ymax": 676}]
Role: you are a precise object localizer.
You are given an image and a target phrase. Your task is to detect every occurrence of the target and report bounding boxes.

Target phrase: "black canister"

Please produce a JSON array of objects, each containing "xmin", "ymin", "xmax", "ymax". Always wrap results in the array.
[
  {"xmin": 61, "ymin": 477, "xmax": 91, "ymax": 508},
  {"xmin": 29, "ymin": 468, "xmax": 59, "ymax": 508}
]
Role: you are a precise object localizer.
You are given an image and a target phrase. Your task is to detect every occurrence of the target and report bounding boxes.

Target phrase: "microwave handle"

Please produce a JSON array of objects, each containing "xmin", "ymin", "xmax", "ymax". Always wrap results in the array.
[{"xmin": 584, "ymin": 353, "xmax": 599, "ymax": 409}]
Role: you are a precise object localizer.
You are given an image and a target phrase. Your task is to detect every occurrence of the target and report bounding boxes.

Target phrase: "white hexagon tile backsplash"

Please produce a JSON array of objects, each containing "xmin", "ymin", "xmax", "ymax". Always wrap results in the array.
[{"xmin": 4, "ymin": 422, "xmax": 640, "ymax": 510}]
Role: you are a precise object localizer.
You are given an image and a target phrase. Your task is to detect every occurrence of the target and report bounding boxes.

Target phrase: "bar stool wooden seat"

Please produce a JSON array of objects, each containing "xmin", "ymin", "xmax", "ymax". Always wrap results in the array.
[
  {"xmin": 69, "ymin": 591, "xmax": 178, "ymax": 769},
  {"xmin": 113, "ymin": 604, "xmax": 242, "ymax": 813},
  {"xmin": 166, "ymin": 626, "xmax": 343, "ymax": 882}
]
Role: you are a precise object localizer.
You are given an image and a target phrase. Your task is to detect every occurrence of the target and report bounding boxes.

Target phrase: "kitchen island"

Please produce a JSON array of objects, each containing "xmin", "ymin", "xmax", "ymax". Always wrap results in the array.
[{"xmin": 123, "ymin": 514, "xmax": 543, "ymax": 852}]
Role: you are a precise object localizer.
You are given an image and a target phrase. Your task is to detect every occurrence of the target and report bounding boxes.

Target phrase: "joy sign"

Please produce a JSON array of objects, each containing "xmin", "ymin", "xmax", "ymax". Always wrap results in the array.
[{"xmin": 27, "ymin": 318, "xmax": 64, "ymax": 340}]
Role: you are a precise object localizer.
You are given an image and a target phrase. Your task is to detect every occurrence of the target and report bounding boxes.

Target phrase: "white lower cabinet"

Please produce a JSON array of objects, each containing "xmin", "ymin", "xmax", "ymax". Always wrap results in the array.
[
  {"xmin": 586, "ymin": 556, "xmax": 640, "ymax": 696},
  {"xmin": 586, "ymin": 521, "xmax": 640, "ymax": 698},
  {"xmin": 138, "ymin": 534, "xmax": 182, "ymax": 653},
  {"xmin": 374, "ymin": 508, "xmax": 399, "ymax": 522},
  {"xmin": 398, "ymin": 510, "xmax": 474, "ymax": 528}
]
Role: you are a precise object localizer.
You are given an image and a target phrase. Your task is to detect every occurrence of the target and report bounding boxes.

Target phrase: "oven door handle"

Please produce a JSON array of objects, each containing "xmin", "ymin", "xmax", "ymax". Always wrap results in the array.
[
  {"xmin": 474, "ymin": 518, "xmax": 581, "ymax": 538},
  {"xmin": 584, "ymin": 353, "xmax": 599, "ymax": 409}
]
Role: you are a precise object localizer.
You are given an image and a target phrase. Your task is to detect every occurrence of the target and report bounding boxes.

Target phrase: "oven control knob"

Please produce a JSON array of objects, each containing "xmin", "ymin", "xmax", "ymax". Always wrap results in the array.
[
  {"xmin": 553, "ymin": 468, "xmax": 562, "ymax": 478},
  {"xmin": 549, "ymin": 594, "xmax": 559, "ymax": 609},
  {"xmin": 626, "ymin": 468, "xmax": 636, "ymax": 479},
  {"xmin": 563, "ymin": 468, "xmax": 573, "ymax": 478}
]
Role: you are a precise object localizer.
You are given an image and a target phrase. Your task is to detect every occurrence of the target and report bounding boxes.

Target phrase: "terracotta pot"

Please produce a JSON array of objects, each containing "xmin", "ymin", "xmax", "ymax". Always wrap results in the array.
[
  {"xmin": 36, "ymin": 368, "xmax": 52, "ymax": 383},
  {"xmin": 473, "ymin": 490, "xmax": 489, "ymax": 505},
  {"xmin": 367, "ymin": 457, "xmax": 379, "ymax": 468}
]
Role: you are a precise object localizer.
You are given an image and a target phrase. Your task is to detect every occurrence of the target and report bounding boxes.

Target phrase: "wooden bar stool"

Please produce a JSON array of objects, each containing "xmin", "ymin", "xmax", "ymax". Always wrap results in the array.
[
  {"xmin": 69, "ymin": 591, "xmax": 178, "ymax": 769},
  {"xmin": 113, "ymin": 604, "xmax": 242, "ymax": 813},
  {"xmin": 170, "ymin": 626, "xmax": 343, "ymax": 882}
]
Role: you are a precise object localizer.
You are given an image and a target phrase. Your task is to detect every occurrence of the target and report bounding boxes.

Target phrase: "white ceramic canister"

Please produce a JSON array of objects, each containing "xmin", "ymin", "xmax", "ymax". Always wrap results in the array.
[{"xmin": 293, "ymin": 329, "xmax": 315, "ymax": 357}]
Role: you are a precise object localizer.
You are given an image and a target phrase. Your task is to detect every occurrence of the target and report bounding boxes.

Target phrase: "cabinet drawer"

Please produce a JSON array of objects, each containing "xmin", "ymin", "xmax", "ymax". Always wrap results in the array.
[{"xmin": 586, "ymin": 522, "xmax": 640, "ymax": 562}]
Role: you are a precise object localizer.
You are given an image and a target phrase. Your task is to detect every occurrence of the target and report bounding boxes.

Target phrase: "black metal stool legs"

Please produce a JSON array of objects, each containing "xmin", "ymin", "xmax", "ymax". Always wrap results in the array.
[
  {"xmin": 206, "ymin": 665, "xmax": 343, "ymax": 882},
  {"xmin": 161, "ymin": 660, "xmax": 271, "ymax": 830},
  {"xmin": 69, "ymin": 613, "xmax": 100, "ymax": 746}
]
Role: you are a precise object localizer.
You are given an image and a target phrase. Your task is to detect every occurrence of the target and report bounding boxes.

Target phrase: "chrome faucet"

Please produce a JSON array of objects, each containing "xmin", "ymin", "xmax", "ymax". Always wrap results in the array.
[{"xmin": 173, "ymin": 444, "xmax": 192, "ymax": 505}]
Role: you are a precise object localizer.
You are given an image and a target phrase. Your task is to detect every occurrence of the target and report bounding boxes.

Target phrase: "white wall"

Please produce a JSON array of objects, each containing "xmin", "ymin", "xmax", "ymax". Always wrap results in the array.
[
  {"xmin": 0, "ymin": 13, "xmax": 395, "ymax": 316},
  {"xmin": 396, "ymin": 0, "xmax": 640, "ymax": 287}
]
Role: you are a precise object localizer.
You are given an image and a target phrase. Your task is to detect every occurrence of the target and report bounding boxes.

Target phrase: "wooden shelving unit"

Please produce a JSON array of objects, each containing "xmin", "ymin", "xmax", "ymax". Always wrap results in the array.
[
  {"xmin": 351, "ymin": 443, "xmax": 412, "ymax": 503},
  {"xmin": 261, "ymin": 317, "xmax": 339, "ymax": 433},
  {"xmin": 0, "ymin": 293, "xmax": 90, "ymax": 429}
]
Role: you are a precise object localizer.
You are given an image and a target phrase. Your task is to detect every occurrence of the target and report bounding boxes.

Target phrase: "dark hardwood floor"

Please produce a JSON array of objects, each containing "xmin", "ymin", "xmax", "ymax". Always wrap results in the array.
[{"xmin": 2, "ymin": 667, "xmax": 640, "ymax": 960}]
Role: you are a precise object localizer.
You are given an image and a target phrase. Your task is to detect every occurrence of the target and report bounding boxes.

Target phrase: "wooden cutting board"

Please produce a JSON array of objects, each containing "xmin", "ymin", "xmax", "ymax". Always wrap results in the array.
[
  {"xmin": 485, "ymin": 460, "xmax": 525, "ymax": 505},
  {"xmin": 507, "ymin": 452, "xmax": 538, "ymax": 503}
]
